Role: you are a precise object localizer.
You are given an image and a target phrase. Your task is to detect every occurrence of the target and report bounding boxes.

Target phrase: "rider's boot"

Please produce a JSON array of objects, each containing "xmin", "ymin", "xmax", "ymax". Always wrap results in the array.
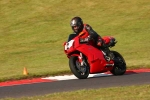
[
  {"xmin": 97, "ymin": 41, "xmax": 114, "ymax": 61},
  {"xmin": 101, "ymin": 47, "xmax": 114, "ymax": 61}
]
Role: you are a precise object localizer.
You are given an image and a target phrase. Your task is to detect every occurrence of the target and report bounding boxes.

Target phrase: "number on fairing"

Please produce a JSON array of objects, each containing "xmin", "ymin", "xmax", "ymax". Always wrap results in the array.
[{"xmin": 65, "ymin": 40, "xmax": 74, "ymax": 50}]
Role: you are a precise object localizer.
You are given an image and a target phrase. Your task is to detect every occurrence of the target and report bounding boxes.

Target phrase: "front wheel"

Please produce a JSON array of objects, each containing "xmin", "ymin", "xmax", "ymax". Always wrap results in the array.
[
  {"xmin": 69, "ymin": 56, "xmax": 89, "ymax": 79},
  {"xmin": 110, "ymin": 51, "xmax": 126, "ymax": 75}
]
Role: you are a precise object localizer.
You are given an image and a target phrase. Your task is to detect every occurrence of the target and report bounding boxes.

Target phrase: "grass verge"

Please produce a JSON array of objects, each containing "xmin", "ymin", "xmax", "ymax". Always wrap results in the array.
[
  {"xmin": 0, "ymin": 0, "xmax": 150, "ymax": 81},
  {"xmin": 1, "ymin": 84, "xmax": 150, "ymax": 100}
]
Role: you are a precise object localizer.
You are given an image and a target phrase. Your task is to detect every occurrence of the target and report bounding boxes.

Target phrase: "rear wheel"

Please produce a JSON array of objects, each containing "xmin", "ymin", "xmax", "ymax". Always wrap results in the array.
[
  {"xmin": 110, "ymin": 51, "xmax": 126, "ymax": 75},
  {"xmin": 69, "ymin": 56, "xmax": 89, "ymax": 79}
]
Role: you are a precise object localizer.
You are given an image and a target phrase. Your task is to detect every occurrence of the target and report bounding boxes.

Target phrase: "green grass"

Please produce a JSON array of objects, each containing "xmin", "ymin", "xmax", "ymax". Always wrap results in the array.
[
  {"xmin": 1, "ymin": 84, "xmax": 150, "ymax": 100},
  {"xmin": 0, "ymin": 0, "xmax": 150, "ymax": 81}
]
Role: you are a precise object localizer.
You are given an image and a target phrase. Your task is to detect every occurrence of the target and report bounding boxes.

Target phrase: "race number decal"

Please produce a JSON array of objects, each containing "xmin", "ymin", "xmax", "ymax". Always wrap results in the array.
[{"xmin": 65, "ymin": 40, "xmax": 74, "ymax": 50}]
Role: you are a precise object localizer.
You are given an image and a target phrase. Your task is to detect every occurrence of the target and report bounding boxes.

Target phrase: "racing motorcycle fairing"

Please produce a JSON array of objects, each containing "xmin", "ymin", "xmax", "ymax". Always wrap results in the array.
[{"xmin": 64, "ymin": 36, "xmax": 114, "ymax": 74}]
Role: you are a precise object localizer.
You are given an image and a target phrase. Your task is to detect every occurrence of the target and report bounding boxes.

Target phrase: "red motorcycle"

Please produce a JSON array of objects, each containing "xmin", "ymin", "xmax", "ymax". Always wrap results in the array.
[{"xmin": 63, "ymin": 33, "xmax": 126, "ymax": 79}]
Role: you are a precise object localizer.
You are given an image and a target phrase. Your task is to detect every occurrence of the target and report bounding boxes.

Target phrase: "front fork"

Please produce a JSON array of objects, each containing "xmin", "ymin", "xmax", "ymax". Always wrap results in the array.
[
  {"xmin": 77, "ymin": 53, "xmax": 87, "ymax": 75},
  {"xmin": 78, "ymin": 53, "xmax": 87, "ymax": 66}
]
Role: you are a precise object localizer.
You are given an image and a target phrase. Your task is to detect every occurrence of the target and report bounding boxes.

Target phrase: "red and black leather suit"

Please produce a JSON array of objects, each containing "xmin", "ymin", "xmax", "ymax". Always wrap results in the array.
[{"xmin": 68, "ymin": 23, "xmax": 104, "ymax": 49}]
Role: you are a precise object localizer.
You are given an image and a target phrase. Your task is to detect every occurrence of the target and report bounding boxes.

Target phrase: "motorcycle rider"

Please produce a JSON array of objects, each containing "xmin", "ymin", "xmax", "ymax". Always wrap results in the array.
[
  {"xmin": 68, "ymin": 16, "xmax": 104, "ymax": 48},
  {"xmin": 68, "ymin": 16, "xmax": 111, "ymax": 60}
]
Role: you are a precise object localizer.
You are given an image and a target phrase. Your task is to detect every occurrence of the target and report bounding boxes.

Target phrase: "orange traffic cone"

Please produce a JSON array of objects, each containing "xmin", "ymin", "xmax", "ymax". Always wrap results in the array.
[{"xmin": 23, "ymin": 67, "xmax": 28, "ymax": 75}]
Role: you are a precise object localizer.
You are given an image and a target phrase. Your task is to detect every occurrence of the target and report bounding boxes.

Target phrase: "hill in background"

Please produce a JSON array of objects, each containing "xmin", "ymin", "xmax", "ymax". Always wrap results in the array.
[{"xmin": 0, "ymin": 0, "xmax": 150, "ymax": 80}]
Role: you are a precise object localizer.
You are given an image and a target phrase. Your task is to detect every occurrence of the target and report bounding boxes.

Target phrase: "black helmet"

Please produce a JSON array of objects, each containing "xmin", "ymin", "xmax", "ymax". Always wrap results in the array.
[{"xmin": 70, "ymin": 16, "xmax": 84, "ymax": 34}]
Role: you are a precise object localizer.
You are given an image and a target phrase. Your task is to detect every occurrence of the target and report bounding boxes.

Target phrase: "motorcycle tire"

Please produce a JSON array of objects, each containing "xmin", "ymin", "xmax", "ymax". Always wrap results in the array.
[
  {"xmin": 110, "ymin": 51, "xmax": 126, "ymax": 75},
  {"xmin": 69, "ymin": 56, "xmax": 89, "ymax": 79}
]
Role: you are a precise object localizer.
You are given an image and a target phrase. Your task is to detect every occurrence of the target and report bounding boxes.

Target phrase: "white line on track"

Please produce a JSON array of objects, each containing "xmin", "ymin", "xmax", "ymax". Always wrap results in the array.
[
  {"xmin": 42, "ymin": 69, "xmax": 150, "ymax": 81},
  {"xmin": 42, "ymin": 73, "xmax": 112, "ymax": 81}
]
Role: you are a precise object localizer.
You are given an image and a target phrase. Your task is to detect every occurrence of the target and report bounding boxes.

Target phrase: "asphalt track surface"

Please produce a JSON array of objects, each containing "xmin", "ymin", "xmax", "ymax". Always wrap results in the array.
[{"xmin": 0, "ymin": 69, "xmax": 150, "ymax": 99}]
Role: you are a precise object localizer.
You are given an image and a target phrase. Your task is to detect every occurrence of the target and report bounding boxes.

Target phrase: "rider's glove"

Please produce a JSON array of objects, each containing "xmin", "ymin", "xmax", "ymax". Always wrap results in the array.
[{"xmin": 97, "ymin": 38, "xmax": 103, "ymax": 47}]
